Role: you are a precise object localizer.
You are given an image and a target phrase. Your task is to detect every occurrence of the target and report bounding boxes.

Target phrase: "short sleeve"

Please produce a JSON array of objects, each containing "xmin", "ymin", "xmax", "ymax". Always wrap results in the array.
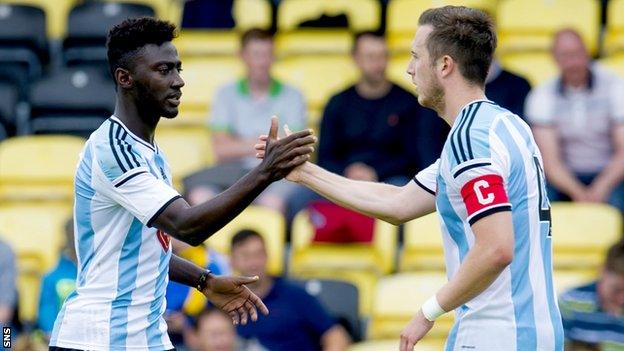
[
  {"xmin": 525, "ymin": 85, "xmax": 555, "ymax": 126},
  {"xmin": 209, "ymin": 85, "xmax": 234, "ymax": 133},
  {"xmin": 413, "ymin": 159, "xmax": 439, "ymax": 196},
  {"xmin": 295, "ymin": 286, "xmax": 336, "ymax": 336},
  {"xmin": 93, "ymin": 142, "xmax": 181, "ymax": 226},
  {"xmin": 609, "ymin": 76, "xmax": 624, "ymax": 123}
]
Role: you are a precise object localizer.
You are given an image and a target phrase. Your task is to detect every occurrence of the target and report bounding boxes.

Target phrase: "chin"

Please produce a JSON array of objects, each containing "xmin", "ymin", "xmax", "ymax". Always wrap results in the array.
[{"xmin": 161, "ymin": 109, "xmax": 179, "ymax": 119}]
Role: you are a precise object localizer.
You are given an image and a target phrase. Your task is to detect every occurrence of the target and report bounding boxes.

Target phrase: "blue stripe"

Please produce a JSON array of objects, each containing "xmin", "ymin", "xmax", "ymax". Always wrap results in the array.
[
  {"xmin": 75, "ymin": 146, "xmax": 96, "ymax": 287},
  {"xmin": 495, "ymin": 121, "xmax": 537, "ymax": 350},
  {"xmin": 464, "ymin": 102, "xmax": 482, "ymax": 160},
  {"xmin": 146, "ymin": 248, "xmax": 171, "ymax": 349},
  {"xmin": 452, "ymin": 105, "xmax": 472, "ymax": 164},
  {"xmin": 109, "ymin": 218, "xmax": 143, "ymax": 349},
  {"xmin": 109, "ymin": 122, "xmax": 127, "ymax": 173},
  {"xmin": 115, "ymin": 125, "xmax": 134, "ymax": 172}
]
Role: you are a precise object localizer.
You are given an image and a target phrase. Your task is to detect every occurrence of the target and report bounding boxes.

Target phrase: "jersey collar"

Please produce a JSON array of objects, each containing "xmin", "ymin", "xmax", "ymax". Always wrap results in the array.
[
  {"xmin": 109, "ymin": 115, "xmax": 157, "ymax": 152},
  {"xmin": 452, "ymin": 98, "xmax": 494, "ymax": 129}
]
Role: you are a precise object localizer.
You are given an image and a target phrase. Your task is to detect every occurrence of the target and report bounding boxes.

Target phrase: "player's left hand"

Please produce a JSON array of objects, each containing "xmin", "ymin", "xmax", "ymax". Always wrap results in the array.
[
  {"xmin": 399, "ymin": 310, "xmax": 434, "ymax": 351},
  {"xmin": 201, "ymin": 275, "xmax": 269, "ymax": 325}
]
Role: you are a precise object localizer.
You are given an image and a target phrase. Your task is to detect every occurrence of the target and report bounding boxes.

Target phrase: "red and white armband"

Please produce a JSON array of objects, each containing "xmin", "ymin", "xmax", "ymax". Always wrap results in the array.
[{"xmin": 460, "ymin": 174, "xmax": 511, "ymax": 225}]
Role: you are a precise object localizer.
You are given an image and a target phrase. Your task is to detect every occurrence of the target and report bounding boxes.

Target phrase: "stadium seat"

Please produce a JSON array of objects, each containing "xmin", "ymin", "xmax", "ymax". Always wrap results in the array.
[
  {"xmin": 605, "ymin": 0, "xmax": 624, "ymax": 55},
  {"xmin": 598, "ymin": 53, "xmax": 624, "ymax": 79},
  {"xmin": 387, "ymin": 54, "xmax": 415, "ymax": 92},
  {"xmin": 154, "ymin": 126, "xmax": 214, "ymax": 190},
  {"xmin": 0, "ymin": 3, "xmax": 48, "ymax": 98},
  {"xmin": 496, "ymin": 0, "xmax": 600, "ymax": 55},
  {"xmin": 104, "ymin": 0, "xmax": 183, "ymax": 25},
  {"xmin": 400, "ymin": 213, "xmax": 445, "ymax": 271},
  {"xmin": 176, "ymin": 30, "xmax": 240, "ymax": 57},
  {"xmin": 499, "ymin": 52, "xmax": 558, "ymax": 87},
  {"xmin": 551, "ymin": 202, "xmax": 622, "ymax": 271},
  {"xmin": 276, "ymin": 0, "xmax": 379, "ymax": 57},
  {"xmin": 553, "ymin": 270, "xmax": 596, "ymax": 296},
  {"xmin": 234, "ymin": 0, "xmax": 272, "ymax": 30},
  {"xmin": 273, "ymin": 55, "xmax": 358, "ymax": 111},
  {"xmin": 0, "ymin": 202, "xmax": 72, "ymax": 321},
  {"xmin": 386, "ymin": 0, "xmax": 498, "ymax": 53},
  {"xmin": 205, "ymin": 206, "xmax": 286, "ymax": 275},
  {"xmin": 63, "ymin": 2, "xmax": 156, "ymax": 67},
  {"xmin": 27, "ymin": 67, "xmax": 115, "ymax": 137},
  {"xmin": 0, "ymin": 82, "xmax": 19, "ymax": 134},
  {"xmin": 348, "ymin": 339, "xmax": 446, "ymax": 351},
  {"xmin": 0, "ymin": 0, "xmax": 78, "ymax": 39},
  {"xmin": 368, "ymin": 272, "xmax": 453, "ymax": 340},
  {"xmin": 0, "ymin": 135, "xmax": 84, "ymax": 201},
  {"xmin": 289, "ymin": 208, "xmax": 398, "ymax": 315},
  {"xmin": 292, "ymin": 278, "xmax": 363, "ymax": 341},
  {"xmin": 178, "ymin": 56, "xmax": 243, "ymax": 118}
]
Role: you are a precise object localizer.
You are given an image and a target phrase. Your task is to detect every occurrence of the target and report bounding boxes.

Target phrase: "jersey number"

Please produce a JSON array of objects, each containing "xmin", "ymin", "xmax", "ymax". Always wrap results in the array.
[{"xmin": 533, "ymin": 156, "xmax": 552, "ymax": 237}]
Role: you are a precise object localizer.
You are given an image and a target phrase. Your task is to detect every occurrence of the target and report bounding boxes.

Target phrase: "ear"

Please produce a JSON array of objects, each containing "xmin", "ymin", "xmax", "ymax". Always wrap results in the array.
[
  {"xmin": 439, "ymin": 55, "xmax": 454, "ymax": 78},
  {"xmin": 115, "ymin": 67, "xmax": 133, "ymax": 89}
]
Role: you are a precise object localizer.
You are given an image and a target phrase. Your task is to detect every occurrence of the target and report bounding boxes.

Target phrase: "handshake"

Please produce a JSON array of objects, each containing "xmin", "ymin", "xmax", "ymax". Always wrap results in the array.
[{"xmin": 253, "ymin": 116, "xmax": 316, "ymax": 183}]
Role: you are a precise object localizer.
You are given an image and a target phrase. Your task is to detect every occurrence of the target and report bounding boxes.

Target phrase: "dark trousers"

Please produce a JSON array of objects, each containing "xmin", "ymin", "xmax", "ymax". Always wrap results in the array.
[{"xmin": 50, "ymin": 348, "xmax": 176, "ymax": 351}]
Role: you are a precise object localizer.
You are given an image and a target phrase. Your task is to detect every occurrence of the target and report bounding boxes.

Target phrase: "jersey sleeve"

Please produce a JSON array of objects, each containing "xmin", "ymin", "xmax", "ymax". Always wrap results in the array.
[
  {"xmin": 93, "ymin": 141, "xmax": 181, "ymax": 227},
  {"xmin": 448, "ymin": 122, "xmax": 511, "ymax": 226},
  {"xmin": 412, "ymin": 159, "xmax": 439, "ymax": 196}
]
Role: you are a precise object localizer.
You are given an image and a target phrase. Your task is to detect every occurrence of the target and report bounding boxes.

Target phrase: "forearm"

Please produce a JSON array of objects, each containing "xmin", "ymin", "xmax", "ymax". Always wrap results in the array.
[
  {"xmin": 321, "ymin": 325, "xmax": 351, "ymax": 351},
  {"xmin": 169, "ymin": 254, "xmax": 211, "ymax": 287},
  {"xmin": 545, "ymin": 161, "xmax": 586, "ymax": 196},
  {"xmin": 0, "ymin": 305, "xmax": 12, "ymax": 325},
  {"xmin": 592, "ymin": 151, "xmax": 624, "ymax": 190}
]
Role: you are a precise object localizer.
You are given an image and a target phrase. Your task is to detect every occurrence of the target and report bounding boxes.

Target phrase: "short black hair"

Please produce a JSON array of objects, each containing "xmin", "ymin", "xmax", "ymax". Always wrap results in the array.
[
  {"xmin": 352, "ymin": 30, "xmax": 385, "ymax": 54},
  {"xmin": 231, "ymin": 229, "xmax": 264, "ymax": 250},
  {"xmin": 106, "ymin": 17, "xmax": 177, "ymax": 81},
  {"xmin": 240, "ymin": 27, "xmax": 274, "ymax": 49}
]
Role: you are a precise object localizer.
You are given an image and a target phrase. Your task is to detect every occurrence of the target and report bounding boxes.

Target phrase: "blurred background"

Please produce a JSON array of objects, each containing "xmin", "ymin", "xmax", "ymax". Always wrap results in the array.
[{"xmin": 0, "ymin": 0, "xmax": 623, "ymax": 350}]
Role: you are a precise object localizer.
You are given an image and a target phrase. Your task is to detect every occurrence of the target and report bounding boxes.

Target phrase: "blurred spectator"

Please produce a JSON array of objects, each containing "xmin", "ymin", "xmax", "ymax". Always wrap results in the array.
[
  {"xmin": 184, "ymin": 28, "xmax": 306, "ymax": 213},
  {"xmin": 0, "ymin": 238, "xmax": 17, "ymax": 327},
  {"xmin": 230, "ymin": 230, "xmax": 351, "ymax": 351},
  {"xmin": 559, "ymin": 240, "xmax": 624, "ymax": 350},
  {"xmin": 181, "ymin": 0, "xmax": 235, "ymax": 29},
  {"xmin": 526, "ymin": 29, "xmax": 624, "ymax": 211},
  {"xmin": 485, "ymin": 60, "xmax": 531, "ymax": 118},
  {"xmin": 37, "ymin": 218, "xmax": 77, "ymax": 337},
  {"xmin": 187, "ymin": 308, "xmax": 248, "ymax": 351}
]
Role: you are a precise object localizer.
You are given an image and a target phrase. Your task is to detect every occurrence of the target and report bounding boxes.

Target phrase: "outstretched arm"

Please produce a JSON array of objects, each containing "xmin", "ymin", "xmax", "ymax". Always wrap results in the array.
[{"xmin": 169, "ymin": 254, "xmax": 268, "ymax": 325}]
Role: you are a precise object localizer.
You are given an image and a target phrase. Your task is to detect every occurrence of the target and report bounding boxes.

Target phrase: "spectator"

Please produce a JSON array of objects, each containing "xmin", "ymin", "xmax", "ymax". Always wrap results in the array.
[
  {"xmin": 187, "ymin": 308, "xmax": 250, "ymax": 351},
  {"xmin": 485, "ymin": 60, "xmax": 531, "ymax": 117},
  {"xmin": 184, "ymin": 28, "xmax": 306, "ymax": 213},
  {"xmin": 230, "ymin": 230, "xmax": 351, "ymax": 351},
  {"xmin": 559, "ymin": 240, "xmax": 624, "ymax": 350},
  {"xmin": 526, "ymin": 29, "xmax": 624, "ymax": 211},
  {"xmin": 37, "ymin": 218, "xmax": 77, "ymax": 337},
  {"xmin": 0, "ymin": 238, "xmax": 17, "ymax": 328}
]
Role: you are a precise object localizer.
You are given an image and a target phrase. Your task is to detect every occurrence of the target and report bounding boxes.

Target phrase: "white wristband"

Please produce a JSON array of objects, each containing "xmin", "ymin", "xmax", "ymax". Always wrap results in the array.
[{"xmin": 421, "ymin": 296, "xmax": 446, "ymax": 322}]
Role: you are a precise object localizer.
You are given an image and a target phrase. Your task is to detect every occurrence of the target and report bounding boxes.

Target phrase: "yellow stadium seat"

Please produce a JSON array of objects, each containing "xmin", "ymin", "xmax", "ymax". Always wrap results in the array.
[
  {"xmin": 386, "ymin": 0, "xmax": 498, "ymax": 54},
  {"xmin": 401, "ymin": 213, "xmax": 445, "ymax": 271},
  {"xmin": 598, "ymin": 54, "xmax": 624, "ymax": 79},
  {"xmin": 497, "ymin": 0, "xmax": 600, "ymax": 55},
  {"xmin": 368, "ymin": 272, "xmax": 453, "ymax": 340},
  {"xmin": 553, "ymin": 270, "xmax": 596, "ymax": 296},
  {"xmin": 605, "ymin": 0, "xmax": 624, "ymax": 55},
  {"xmin": 0, "ymin": 0, "xmax": 78, "ymax": 38},
  {"xmin": 275, "ymin": 30, "xmax": 353, "ymax": 57},
  {"xmin": 499, "ymin": 51, "xmax": 558, "ymax": 87},
  {"xmin": 234, "ymin": 0, "xmax": 272, "ymax": 30},
  {"xmin": 0, "ymin": 135, "xmax": 84, "ymax": 201},
  {"xmin": 349, "ymin": 339, "xmax": 446, "ymax": 351},
  {"xmin": 277, "ymin": 0, "xmax": 380, "ymax": 32},
  {"xmin": 176, "ymin": 30, "xmax": 240, "ymax": 57},
  {"xmin": 158, "ymin": 110, "xmax": 208, "ymax": 128},
  {"xmin": 551, "ymin": 202, "xmax": 622, "ymax": 271},
  {"xmin": 178, "ymin": 57, "xmax": 243, "ymax": 116},
  {"xmin": 273, "ymin": 55, "xmax": 358, "ymax": 110},
  {"xmin": 206, "ymin": 206, "xmax": 286, "ymax": 275},
  {"xmin": 0, "ymin": 202, "xmax": 72, "ymax": 321},
  {"xmin": 388, "ymin": 54, "xmax": 415, "ymax": 93},
  {"xmin": 155, "ymin": 127, "xmax": 214, "ymax": 190}
]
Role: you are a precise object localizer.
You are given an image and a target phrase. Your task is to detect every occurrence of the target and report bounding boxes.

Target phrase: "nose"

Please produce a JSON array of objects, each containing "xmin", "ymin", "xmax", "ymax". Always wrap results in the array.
[{"xmin": 173, "ymin": 70, "xmax": 185, "ymax": 89}]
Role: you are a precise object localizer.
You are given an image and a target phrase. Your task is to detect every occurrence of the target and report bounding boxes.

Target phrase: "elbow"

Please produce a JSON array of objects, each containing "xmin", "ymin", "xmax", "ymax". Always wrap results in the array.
[
  {"xmin": 168, "ymin": 224, "xmax": 205, "ymax": 247},
  {"xmin": 489, "ymin": 245, "xmax": 514, "ymax": 270}
]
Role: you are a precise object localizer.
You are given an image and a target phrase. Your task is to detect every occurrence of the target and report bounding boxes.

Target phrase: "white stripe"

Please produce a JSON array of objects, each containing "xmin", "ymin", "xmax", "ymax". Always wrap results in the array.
[{"xmin": 466, "ymin": 203, "xmax": 512, "ymax": 223}]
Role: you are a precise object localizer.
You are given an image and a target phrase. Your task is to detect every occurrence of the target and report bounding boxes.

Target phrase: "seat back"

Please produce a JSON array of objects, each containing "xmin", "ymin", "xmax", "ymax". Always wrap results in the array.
[
  {"xmin": 278, "ymin": 0, "xmax": 380, "ymax": 32},
  {"xmin": 401, "ymin": 213, "xmax": 445, "ymax": 271}
]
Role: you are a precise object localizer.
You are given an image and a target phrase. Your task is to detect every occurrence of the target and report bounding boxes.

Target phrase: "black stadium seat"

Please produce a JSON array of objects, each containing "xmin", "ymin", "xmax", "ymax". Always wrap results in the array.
[
  {"xmin": 27, "ymin": 67, "xmax": 115, "ymax": 137},
  {"xmin": 0, "ymin": 4, "xmax": 48, "ymax": 99},
  {"xmin": 0, "ymin": 82, "xmax": 19, "ymax": 136},
  {"xmin": 63, "ymin": 1, "xmax": 156, "ymax": 68}
]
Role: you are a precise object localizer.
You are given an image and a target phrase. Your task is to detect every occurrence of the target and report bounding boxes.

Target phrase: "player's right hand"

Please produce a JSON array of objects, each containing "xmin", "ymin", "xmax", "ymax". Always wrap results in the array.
[
  {"xmin": 257, "ymin": 116, "xmax": 316, "ymax": 182},
  {"xmin": 201, "ymin": 274, "xmax": 269, "ymax": 325},
  {"xmin": 255, "ymin": 123, "xmax": 310, "ymax": 182}
]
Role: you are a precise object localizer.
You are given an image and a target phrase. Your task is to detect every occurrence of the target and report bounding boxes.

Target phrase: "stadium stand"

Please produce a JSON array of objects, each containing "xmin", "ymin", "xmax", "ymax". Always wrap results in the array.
[
  {"xmin": 499, "ymin": 51, "xmax": 558, "ymax": 87},
  {"xmin": 27, "ymin": 67, "xmax": 115, "ymax": 136},
  {"xmin": 598, "ymin": 52, "xmax": 624, "ymax": 78},
  {"xmin": 553, "ymin": 269, "xmax": 596, "ymax": 296},
  {"xmin": 551, "ymin": 202, "xmax": 622, "ymax": 273},
  {"xmin": 0, "ymin": 82, "xmax": 19, "ymax": 135},
  {"xmin": 205, "ymin": 205, "xmax": 286, "ymax": 275},
  {"xmin": 348, "ymin": 339, "xmax": 445, "ymax": 351},
  {"xmin": 106, "ymin": 0, "xmax": 183, "ymax": 25},
  {"xmin": 400, "ymin": 212, "xmax": 445, "ymax": 272},
  {"xmin": 234, "ymin": 0, "xmax": 272, "ymax": 31},
  {"xmin": 0, "ymin": 0, "xmax": 77, "ymax": 39},
  {"xmin": 604, "ymin": 0, "xmax": 624, "ymax": 55},
  {"xmin": 0, "ymin": 135, "xmax": 84, "ymax": 202}
]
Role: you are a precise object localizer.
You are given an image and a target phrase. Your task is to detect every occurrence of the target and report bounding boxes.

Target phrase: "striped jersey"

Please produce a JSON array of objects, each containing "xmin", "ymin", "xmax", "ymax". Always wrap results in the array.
[
  {"xmin": 414, "ymin": 100, "xmax": 564, "ymax": 351},
  {"xmin": 50, "ymin": 116, "xmax": 181, "ymax": 351}
]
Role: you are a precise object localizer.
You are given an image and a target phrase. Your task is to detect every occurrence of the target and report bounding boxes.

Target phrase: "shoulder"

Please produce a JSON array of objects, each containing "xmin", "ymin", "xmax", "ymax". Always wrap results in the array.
[
  {"xmin": 279, "ymin": 82, "xmax": 305, "ymax": 100},
  {"xmin": 214, "ymin": 81, "xmax": 241, "ymax": 99},
  {"xmin": 91, "ymin": 119, "xmax": 146, "ymax": 181},
  {"xmin": 389, "ymin": 83, "xmax": 418, "ymax": 101},
  {"xmin": 273, "ymin": 278, "xmax": 316, "ymax": 300},
  {"xmin": 527, "ymin": 77, "xmax": 559, "ymax": 102}
]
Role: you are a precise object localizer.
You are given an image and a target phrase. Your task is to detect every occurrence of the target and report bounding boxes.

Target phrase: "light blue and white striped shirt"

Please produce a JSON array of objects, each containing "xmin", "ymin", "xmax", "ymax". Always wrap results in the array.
[
  {"xmin": 50, "ymin": 116, "xmax": 181, "ymax": 351},
  {"xmin": 414, "ymin": 100, "xmax": 564, "ymax": 351}
]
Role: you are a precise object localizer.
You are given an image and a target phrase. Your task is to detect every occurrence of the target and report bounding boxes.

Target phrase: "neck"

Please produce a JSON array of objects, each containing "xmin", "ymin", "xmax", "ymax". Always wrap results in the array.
[
  {"xmin": 440, "ymin": 83, "xmax": 486, "ymax": 126},
  {"xmin": 114, "ymin": 94, "xmax": 157, "ymax": 145},
  {"xmin": 248, "ymin": 75, "xmax": 271, "ymax": 97},
  {"xmin": 355, "ymin": 78, "xmax": 391, "ymax": 99},
  {"xmin": 563, "ymin": 71, "xmax": 590, "ymax": 90}
]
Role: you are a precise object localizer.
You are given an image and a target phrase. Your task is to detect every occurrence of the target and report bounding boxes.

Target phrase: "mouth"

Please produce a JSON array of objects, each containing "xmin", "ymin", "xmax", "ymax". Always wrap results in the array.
[{"xmin": 166, "ymin": 92, "xmax": 182, "ymax": 107}]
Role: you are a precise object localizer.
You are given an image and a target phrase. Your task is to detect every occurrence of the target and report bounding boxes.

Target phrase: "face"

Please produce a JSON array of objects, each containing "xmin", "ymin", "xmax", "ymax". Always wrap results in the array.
[
  {"xmin": 353, "ymin": 35, "xmax": 389, "ymax": 85},
  {"xmin": 241, "ymin": 39, "xmax": 274, "ymax": 83},
  {"xmin": 598, "ymin": 270, "xmax": 624, "ymax": 315},
  {"xmin": 126, "ymin": 42, "xmax": 184, "ymax": 119},
  {"xmin": 552, "ymin": 32, "xmax": 590, "ymax": 85},
  {"xmin": 231, "ymin": 236, "xmax": 268, "ymax": 279},
  {"xmin": 196, "ymin": 312, "xmax": 236, "ymax": 351},
  {"xmin": 406, "ymin": 25, "xmax": 444, "ymax": 112}
]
